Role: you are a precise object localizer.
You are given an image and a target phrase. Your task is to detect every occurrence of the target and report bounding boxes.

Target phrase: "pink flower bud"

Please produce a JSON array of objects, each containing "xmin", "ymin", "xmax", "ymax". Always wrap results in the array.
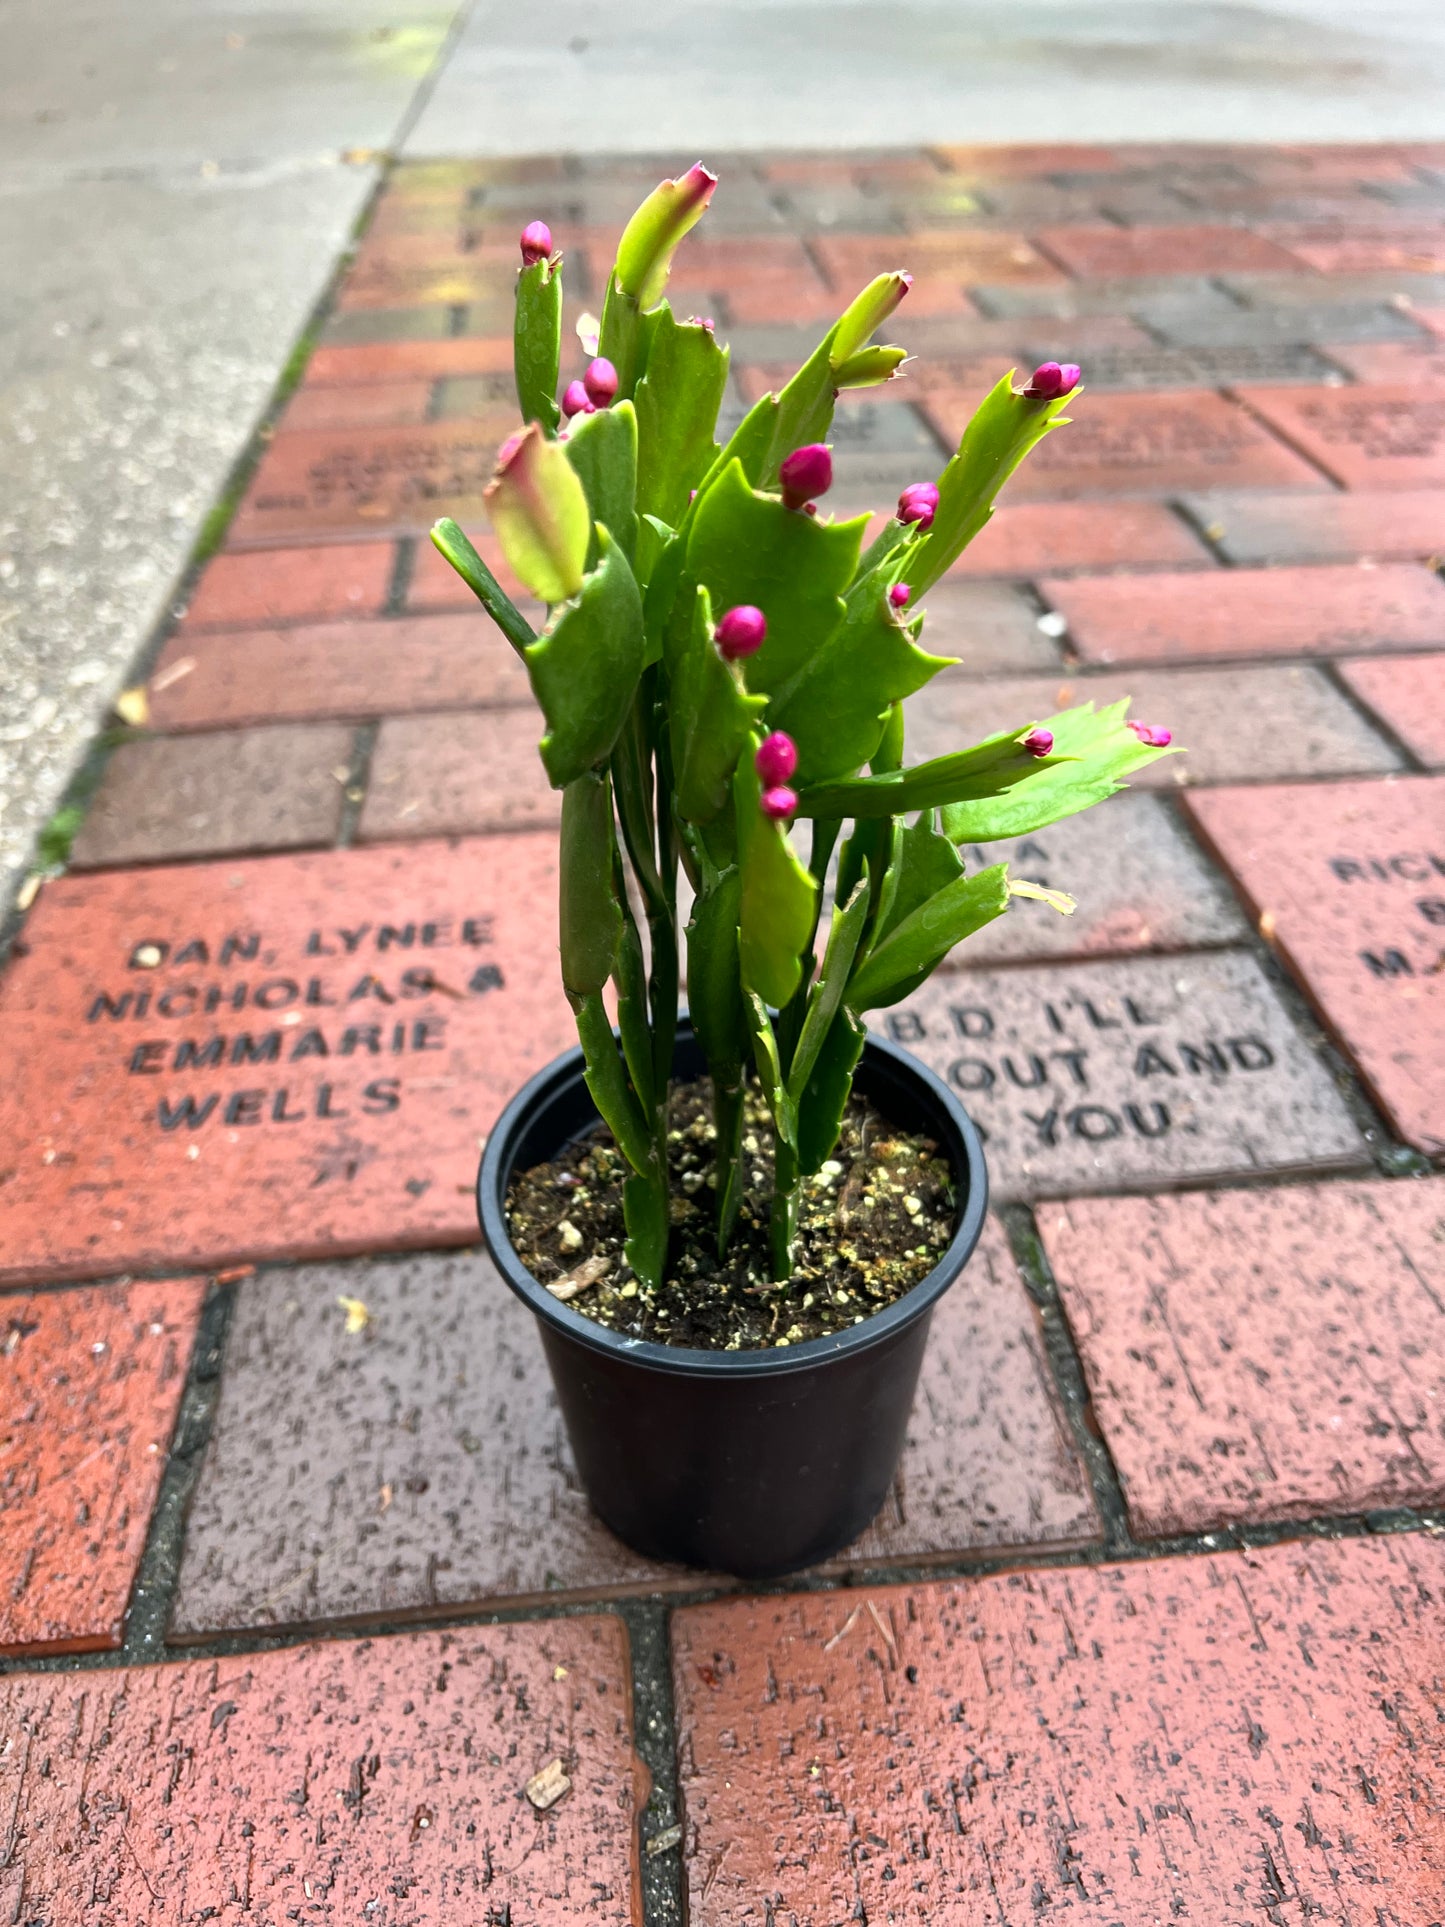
[
  {"xmin": 779, "ymin": 443, "xmax": 833, "ymax": 510},
  {"xmin": 561, "ymin": 380, "xmax": 595, "ymax": 419},
  {"xmin": 1022, "ymin": 361, "xmax": 1081, "ymax": 400},
  {"xmin": 1021, "ymin": 728, "xmax": 1054, "ymax": 757},
  {"xmin": 888, "ymin": 583, "xmax": 912, "ymax": 608},
  {"xmin": 715, "ymin": 604, "xmax": 767, "ymax": 660},
  {"xmin": 583, "ymin": 357, "xmax": 618, "ymax": 406},
  {"xmin": 755, "ymin": 730, "xmax": 798, "ymax": 787},
  {"xmin": 896, "ymin": 481, "xmax": 939, "ymax": 529},
  {"xmin": 520, "ymin": 220, "xmax": 553, "ymax": 266},
  {"xmin": 1128, "ymin": 720, "xmax": 1172, "ymax": 747},
  {"xmin": 760, "ymin": 784, "xmax": 799, "ymax": 821}
]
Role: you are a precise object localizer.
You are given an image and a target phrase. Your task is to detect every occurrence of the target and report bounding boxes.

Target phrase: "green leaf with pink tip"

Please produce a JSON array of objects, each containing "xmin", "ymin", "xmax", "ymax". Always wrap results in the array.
[
  {"xmin": 684, "ymin": 459, "xmax": 865, "ymax": 697},
  {"xmin": 633, "ymin": 307, "xmax": 731, "ymax": 533},
  {"xmin": 939, "ymin": 699, "xmax": 1180, "ymax": 842},
  {"xmin": 485, "ymin": 423, "xmax": 591, "ymax": 605},
  {"xmin": 514, "ymin": 255, "xmax": 562, "ymax": 435},
  {"xmin": 907, "ymin": 373, "xmax": 1075, "ymax": 596}
]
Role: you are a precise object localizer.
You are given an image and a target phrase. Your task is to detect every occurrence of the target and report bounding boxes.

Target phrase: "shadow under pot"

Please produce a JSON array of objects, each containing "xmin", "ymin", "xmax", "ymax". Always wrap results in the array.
[{"xmin": 477, "ymin": 1023, "xmax": 989, "ymax": 1579}]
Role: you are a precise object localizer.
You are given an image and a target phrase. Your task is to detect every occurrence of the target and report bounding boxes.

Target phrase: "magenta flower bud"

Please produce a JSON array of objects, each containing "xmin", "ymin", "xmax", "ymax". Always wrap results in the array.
[
  {"xmin": 896, "ymin": 481, "xmax": 939, "ymax": 529},
  {"xmin": 583, "ymin": 357, "xmax": 618, "ymax": 407},
  {"xmin": 1021, "ymin": 728, "xmax": 1054, "ymax": 758},
  {"xmin": 520, "ymin": 220, "xmax": 553, "ymax": 266},
  {"xmin": 755, "ymin": 731, "xmax": 798, "ymax": 787},
  {"xmin": 760, "ymin": 785, "xmax": 799, "ymax": 821},
  {"xmin": 561, "ymin": 380, "xmax": 595, "ymax": 419},
  {"xmin": 888, "ymin": 583, "xmax": 912, "ymax": 609},
  {"xmin": 1128, "ymin": 720, "xmax": 1172, "ymax": 747},
  {"xmin": 1022, "ymin": 360, "xmax": 1082, "ymax": 401},
  {"xmin": 779, "ymin": 443, "xmax": 833, "ymax": 510},
  {"xmin": 715, "ymin": 604, "xmax": 767, "ymax": 660}
]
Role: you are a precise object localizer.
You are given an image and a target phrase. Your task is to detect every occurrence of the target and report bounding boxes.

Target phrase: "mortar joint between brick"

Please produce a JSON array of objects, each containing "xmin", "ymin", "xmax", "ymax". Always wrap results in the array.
[
  {"xmin": 1315, "ymin": 658, "xmax": 1433, "ymax": 776},
  {"xmin": 998, "ymin": 1202, "xmax": 1135, "ymax": 1556},
  {"xmin": 615, "ymin": 1599, "xmax": 686, "ymax": 1927},
  {"xmin": 115, "ymin": 1281, "xmax": 240, "ymax": 1666},
  {"xmin": 386, "ymin": 536, "xmax": 418, "ymax": 615},
  {"xmin": 336, "ymin": 721, "xmax": 381, "ymax": 848}
]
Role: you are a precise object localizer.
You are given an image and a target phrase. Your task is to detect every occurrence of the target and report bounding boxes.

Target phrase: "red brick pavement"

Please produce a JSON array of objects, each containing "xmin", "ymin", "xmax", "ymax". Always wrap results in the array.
[{"xmin": 4, "ymin": 144, "xmax": 1444, "ymax": 1918}]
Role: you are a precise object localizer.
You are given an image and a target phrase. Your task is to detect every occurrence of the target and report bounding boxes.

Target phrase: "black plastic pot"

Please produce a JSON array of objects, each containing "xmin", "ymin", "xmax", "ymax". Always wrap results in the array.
[{"xmin": 478, "ymin": 1025, "xmax": 988, "ymax": 1577}]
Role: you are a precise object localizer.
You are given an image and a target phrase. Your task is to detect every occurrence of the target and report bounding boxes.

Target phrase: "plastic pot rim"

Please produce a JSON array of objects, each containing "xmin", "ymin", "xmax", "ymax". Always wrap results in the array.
[{"xmin": 477, "ymin": 1023, "xmax": 989, "ymax": 1383}]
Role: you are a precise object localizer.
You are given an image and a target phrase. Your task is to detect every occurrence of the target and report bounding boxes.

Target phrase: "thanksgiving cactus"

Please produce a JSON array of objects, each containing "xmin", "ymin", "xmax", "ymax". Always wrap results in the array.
[{"xmin": 432, "ymin": 164, "xmax": 1177, "ymax": 1289}]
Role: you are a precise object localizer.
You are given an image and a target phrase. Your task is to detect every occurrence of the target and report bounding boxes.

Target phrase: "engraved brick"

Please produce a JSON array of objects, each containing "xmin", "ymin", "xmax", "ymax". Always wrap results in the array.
[
  {"xmin": 170, "ymin": 1223, "xmax": 1096, "ymax": 1636},
  {"xmin": 0, "ymin": 1618, "xmax": 643, "ymax": 1919},
  {"xmin": 1037, "ymin": 223, "xmax": 1302, "ymax": 277},
  {"xmin": 1043, "ymin": 1179, "xmax": 1445, "ymax": 1533},
  {"xmin": 1240, "ymin": 383, "xmax": 1445, "ymax": 489},
  {"xmin": 0, "ymin": 1278, "xmax": 202, "ymax": 1654},
  {"xmin": 1043, "ymin": 563, "xmax": 1445, "ymax": 664},
  {"xmin": 904, "ymin": 664, "xmax": 1401, "ymax": 786},
  {"xmin": 878, "ymin": 951, "xmax": 1366, "ymax": 1200},
  {"xmin": 1338, "ymin": 653, "xmax": 1445, "ymax": 766},
  {"xmin": 229, "ymin": 418, "xmax": 516, "ymax": 546},
  {"xmin": 957, "ymin": 794, "xmax": 1248, "ymax": 963},
  {"xmin": 1186, "ymin": 776, "xmax": 1445, "ymax": 1152},
  {"xmin": 0, "ymin": 838, "xmax": 576, "ymax": 1282},
  {"xmin": 70, "ymin": 725, "xmax": 354, "ymax": 867},
  {"xmin": 148, "ymin": 615, "xmax": 534, "ymax": 733},
  {"xmin": 671, "ymin": 1536, "xmax": 1445, "ymax": 1923}
]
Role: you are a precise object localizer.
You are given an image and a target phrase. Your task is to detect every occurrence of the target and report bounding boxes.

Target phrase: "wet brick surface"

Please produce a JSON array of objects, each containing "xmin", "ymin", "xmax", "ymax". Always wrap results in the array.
[
  {"xmin": 70, "ymin": 723, "xmax": 355, "ymax": 866},
  {"xmin": 149, "ymin": 615, "xmax": 534, "ymax": 732},
  {"xmin": 1042, "ymin": 1179, "xmax": 1445, "ymax": 1533},
  {"xmin": 0, "ymin": 1617, "xmax": 645, "ymax": 1921},
  {"xmin": 1184, "ymin": 486, "xmax": 1445, "ymax": 564},
  {"xmin": 1338, "ymin": 653, "xmax": 1445, "ymax": 767},
  {"xmin": 0, "ymin": 1277, "xmax": 203, "ymax": 1654},
  {"xmin": 671, "ymin": 1535, "xmax": 1445, "ymax": 1924},
  {"xmin": 1187, "ymin": 776, "xmax": 1445, "ymax": 1153},
  {"xmin": 905, "ymin": 663, "xmax": 1402, "ymax": 786},
  {"xmin": 170, "ymin": 1222, "xmax": 1096, "ymax": 1637},
  {"xmin": 1043, "ymin": 563, "xmax": 1445, "ymax": 664}
]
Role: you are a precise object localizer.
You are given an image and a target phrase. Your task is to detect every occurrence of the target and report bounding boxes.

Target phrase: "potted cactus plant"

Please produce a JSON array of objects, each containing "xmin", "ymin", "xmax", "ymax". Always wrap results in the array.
[{"xmin": 433, "ymin": 164, "xmax": 1175, "ymax": 1576}]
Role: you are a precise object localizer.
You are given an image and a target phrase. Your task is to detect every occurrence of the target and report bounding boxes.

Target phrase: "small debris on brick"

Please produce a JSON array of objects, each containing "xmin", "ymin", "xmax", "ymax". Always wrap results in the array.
[{"xmin": 525, "ymin": 1758, "xmax": 571, "ymax": 1810}]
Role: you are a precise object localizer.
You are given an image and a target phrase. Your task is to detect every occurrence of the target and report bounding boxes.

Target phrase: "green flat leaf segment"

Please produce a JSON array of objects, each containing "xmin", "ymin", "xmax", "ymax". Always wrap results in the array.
[
  {"xmin": 794, "ymin": 726, "xmax": 1067, "ymax": 820},
  {"xmin": 485, "ymin": 424, "xmax": 591, "ymax": 605},
  {"xmin": 634, "ymin": 307, "xmax": 731, "ymax": 532},
  {"xmin": 685, "ymin": 460, "xmax": 866, "ymax": 698},
  {"xmin": 907, "ymin": 374, "xmax": 1074, "ymax": 595},
  {"xmin": 735, "ymin": 752, "xmax": 819, "ymax": 1010},
  {"xmin": 514, "ymin": 255, "xmax": 562, "ymax": 434},
  {"xmin": 846, "ymin": 864, "xmax": 1011, "ymax": 1011},
  {"xmin": 563, "ymin": 400, "xmax": 638, "ymax": 569},
  {"xmin": 525, "ymin": 527, "xmax": 645, "ymax": 787},
  {"xmin": 767, "ymin": 566, "xmax": 954, "ymax": 784},
  {"xmin": 940, "ymin": 699, "xmax": 1181, "ymax": 841}
]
